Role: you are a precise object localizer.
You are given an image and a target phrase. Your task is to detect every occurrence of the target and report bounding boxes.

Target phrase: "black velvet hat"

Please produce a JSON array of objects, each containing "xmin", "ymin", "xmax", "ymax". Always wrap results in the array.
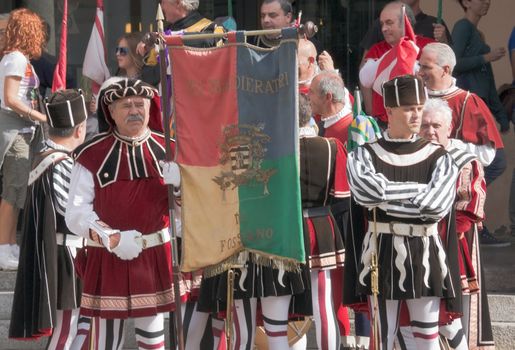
[
  {"xmin": 101, "ymin": 78, "xmax": 155, "ymax": 105},
  {"xmin": 382, "ymin": 75, "xmax": 427, "ymax": 107},
  {"xmin": 44, "ymin": 89, "xmax": 88, "ymax": 128}
]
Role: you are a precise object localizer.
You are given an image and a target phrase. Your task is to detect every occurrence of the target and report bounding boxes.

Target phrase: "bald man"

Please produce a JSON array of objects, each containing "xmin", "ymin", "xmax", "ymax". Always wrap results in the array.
[
  {"xmin": 298, "ymin": 38, "xmax": 336, "ymax": 94},
  {"xmin": 359, "ymin": 1, "xmax": 434, "ymax": 125}
]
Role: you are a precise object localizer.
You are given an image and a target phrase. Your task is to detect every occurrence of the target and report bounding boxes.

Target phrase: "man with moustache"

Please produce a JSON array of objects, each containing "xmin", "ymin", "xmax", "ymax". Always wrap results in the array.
[{"xmin": 65, "ymin": 79, "xmax": 176, "ymax": 350}]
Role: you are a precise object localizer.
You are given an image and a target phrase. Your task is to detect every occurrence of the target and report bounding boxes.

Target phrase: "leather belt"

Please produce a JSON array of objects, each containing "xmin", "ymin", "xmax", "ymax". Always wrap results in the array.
[
  {"xmin": 87, "ymin": 228, "xmax": 170, "ymax": 249},
  {"xmin": 303, "ymin": 206, "xmax": 331, "ymax": 218},
  {"xmin": 56, "ymin": 233, "xmax": 85, "ymax": 248},
  {"xmin": 370, "ymin": 222, "xmax": 438, "ymax": 237}
]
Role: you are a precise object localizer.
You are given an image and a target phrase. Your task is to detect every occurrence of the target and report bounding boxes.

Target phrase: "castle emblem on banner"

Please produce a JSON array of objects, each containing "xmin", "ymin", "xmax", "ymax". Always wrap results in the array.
[{"xmin": 213, "ymin": 124, "xmax": 276, "ymax": 198}]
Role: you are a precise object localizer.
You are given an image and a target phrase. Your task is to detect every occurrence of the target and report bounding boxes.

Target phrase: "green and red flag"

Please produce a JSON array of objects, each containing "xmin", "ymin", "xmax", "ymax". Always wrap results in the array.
[{"xmin": 167, "ymin": 29, "xmax": 304, "ymax": 274}]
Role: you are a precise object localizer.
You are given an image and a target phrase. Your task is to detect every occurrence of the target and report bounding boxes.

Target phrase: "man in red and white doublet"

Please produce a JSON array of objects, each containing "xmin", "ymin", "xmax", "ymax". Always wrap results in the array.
[
  {"xmin": 419, "ymin": 98, "xmax": 495, "ymax": 349},
  {"xmin": 359, "ymin": 2, "xmax": 434, "ymax": 125},
  {"xmin": 418, "ymin": 43, "xmax": 504, "ymax": 169},
  {"xmin": 66, "ymin": 79, "xmax": 175, "ymax": 350}
]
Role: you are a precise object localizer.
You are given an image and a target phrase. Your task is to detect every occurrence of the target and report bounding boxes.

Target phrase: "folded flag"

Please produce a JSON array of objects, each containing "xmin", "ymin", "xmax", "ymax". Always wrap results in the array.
[{"xmin": 348, "ymin": 88, "xmax": 382, "ymax": 152}]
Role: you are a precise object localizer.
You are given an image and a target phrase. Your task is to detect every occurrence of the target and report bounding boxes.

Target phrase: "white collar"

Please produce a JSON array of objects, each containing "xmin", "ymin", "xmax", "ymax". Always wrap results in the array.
[
  {"xmin": 322, "ymin": 105, "xmax": 352, "ymax": 128},
  {"xmin": 45, "ymin": 139, "xmax": 71, "ymax": 152},
  {"xmin": 384, "ymin": 132, "xmax": 418, "ymax": 143},
  {"xmin": 427, "ymin": 78, "xmax": 460, "ymax": 97},
  {"xmin": 299, "ymin": 126, "xmax": 318, "ymax": 138}
]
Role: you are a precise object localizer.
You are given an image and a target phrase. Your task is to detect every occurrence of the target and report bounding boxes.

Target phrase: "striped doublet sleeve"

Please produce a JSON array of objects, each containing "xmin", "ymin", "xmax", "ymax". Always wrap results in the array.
[
  {"xmin": 52, "ymin": 157, "xmax": 74, "ymax": 216},
  {"xmin": 347, "ymin": 146, "xmax": 426, "ymax": 206},
  {"xmin": 380, "ymin": 153, "xmax": 459, "ymax": 221}
]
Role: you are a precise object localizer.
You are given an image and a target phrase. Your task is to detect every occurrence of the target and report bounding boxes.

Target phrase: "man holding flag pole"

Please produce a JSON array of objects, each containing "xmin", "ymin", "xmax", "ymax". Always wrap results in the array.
[{"xmin": 359, "ymin": 1, "xmax": 434, "ymax": 127}]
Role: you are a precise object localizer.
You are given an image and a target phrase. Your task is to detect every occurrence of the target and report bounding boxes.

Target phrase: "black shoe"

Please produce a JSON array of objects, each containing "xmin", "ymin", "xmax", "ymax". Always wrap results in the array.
[{"xmin": 480, "ymin": 230, "xmax": 511, "ymax": 247}]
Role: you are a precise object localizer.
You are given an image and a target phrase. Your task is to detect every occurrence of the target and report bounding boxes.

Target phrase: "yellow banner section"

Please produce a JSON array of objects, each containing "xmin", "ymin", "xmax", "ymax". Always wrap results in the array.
[{"xmin": 180, "ymin": 165, "xmax": 242, "ymax": 272}]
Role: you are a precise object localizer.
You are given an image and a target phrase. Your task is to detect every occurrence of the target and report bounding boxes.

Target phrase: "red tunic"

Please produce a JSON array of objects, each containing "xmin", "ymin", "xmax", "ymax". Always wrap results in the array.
[
  {"xmin": 323, "ymin": 112, "xmax": 353, "ymax": 148},
  {"xmin": 74, "ymin": 130, "xmax": 177, "ymax": 318},
  {"xmin": 365, "ymin": 36, "xmax": 434, "ymax": 122},
  {"xmin": 433, "ymin": 88, "xmax": 504, "ymax": 149}
]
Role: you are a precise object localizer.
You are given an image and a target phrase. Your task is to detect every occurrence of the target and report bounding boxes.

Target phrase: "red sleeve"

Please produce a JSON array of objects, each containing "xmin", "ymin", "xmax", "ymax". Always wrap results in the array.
[
  {"xmin": 455, "ymin": 159, "xmax": 486, "ymax": 232},
  {"xmin": 461, "ymin": 94, "xmax": 504, "ymax": 148},
  {"xmin": 331, "ymin": 138, "xmax": 350, "ymax": 198}
]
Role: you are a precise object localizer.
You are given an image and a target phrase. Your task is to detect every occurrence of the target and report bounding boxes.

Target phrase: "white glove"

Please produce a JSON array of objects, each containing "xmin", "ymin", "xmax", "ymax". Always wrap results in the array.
[
  {"xmin": 112, "ymin": 230, "xmax": 143, "ymax": 260},
  {"xmin": 159, "ymin": 160, "xmax": 181, "ymax": 187}
]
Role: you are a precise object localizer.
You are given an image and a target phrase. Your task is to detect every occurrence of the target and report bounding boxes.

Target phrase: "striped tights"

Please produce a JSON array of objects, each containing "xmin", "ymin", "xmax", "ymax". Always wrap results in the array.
[
  {"xmin": 371, "ymin": 297, "xmax": 440, "ymax": 350},
  {"xmin": 232, "ymin": 295, "xmax": 291, "ymax": 350},
  {"xmin": 311, "ymin": 269, "xmax": 341, "ymax": 350},
  {"xmin": 88, "ymin": 314, "xmax": 165, "ymax": 350},
  {"xmin": 46, "ymin": 309, "xmax": 80, "ymax": 350}
]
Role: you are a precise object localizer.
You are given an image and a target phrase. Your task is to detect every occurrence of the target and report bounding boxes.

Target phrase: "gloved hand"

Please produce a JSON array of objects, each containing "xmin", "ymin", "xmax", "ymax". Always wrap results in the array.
[
  {"xmin": 112, "ymin": 230, "xmax": 143, "ymax": 260},
  {"xmin": 159, "ymin": 160, "xmax": 181, "ymax": 187}
]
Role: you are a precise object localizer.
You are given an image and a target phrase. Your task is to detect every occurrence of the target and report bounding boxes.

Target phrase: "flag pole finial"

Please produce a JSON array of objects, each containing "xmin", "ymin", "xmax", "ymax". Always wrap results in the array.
[{"xmin": 156, "ymin": 4, "xmax": 165, "ymax": 33}]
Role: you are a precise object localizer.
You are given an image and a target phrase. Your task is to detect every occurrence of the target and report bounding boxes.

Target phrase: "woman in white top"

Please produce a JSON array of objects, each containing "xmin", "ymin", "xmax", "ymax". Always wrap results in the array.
[{"xmin": 0, "ymin": 8, "xmax": 46, "ymax": 270}]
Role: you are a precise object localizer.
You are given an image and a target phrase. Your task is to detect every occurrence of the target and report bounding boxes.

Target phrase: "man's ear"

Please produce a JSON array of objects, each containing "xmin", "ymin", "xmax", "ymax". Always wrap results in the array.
[
  {"xmin": 385, "ymin": 106, "xmax": 393, "ymax": 118},
  {"xmin": 442, "ymin": 65, "xmax": 452, "ymax": 76}
]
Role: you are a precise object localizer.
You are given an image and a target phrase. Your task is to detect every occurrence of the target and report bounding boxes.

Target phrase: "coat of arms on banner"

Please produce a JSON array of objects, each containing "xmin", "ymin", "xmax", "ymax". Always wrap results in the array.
[{"xmin": 213, "ymin": 124, "xmax": 276, "ymax": 198}]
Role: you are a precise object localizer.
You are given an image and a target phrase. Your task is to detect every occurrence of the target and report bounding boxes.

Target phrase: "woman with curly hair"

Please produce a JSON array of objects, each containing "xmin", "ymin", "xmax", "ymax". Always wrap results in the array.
[{"xmin": 0, "ymin": 8, "xmax": 47, "ymax": 270}]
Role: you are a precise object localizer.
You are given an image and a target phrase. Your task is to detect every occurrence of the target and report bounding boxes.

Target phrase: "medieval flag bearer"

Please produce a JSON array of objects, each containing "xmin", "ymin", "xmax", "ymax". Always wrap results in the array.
[
  {"xmin": 346, "ymin": 75, "xmax": 459, "ymax": 350},
  {"xmin": 65, "ymin": 78, "xmax": 178, "ymax": 350},
  {"xmin": 9, "ymin": 89, "xmax": 88, "ymax": 349}
]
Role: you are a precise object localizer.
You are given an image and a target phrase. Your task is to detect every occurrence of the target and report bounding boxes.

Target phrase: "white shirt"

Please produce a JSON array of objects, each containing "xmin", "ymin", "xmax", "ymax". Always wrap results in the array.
[{"xmin": 0, "ymin": 51, "xmax": 40, "ymax": 110}]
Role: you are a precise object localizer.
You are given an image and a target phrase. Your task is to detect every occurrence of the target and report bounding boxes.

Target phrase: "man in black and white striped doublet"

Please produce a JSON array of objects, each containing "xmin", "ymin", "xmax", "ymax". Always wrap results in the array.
[
  {"xmin": 9, "ymin": 89, "xmax": 89, "ymax": 349},
  {"xmin": 346, "ymin": 75, "xmax": 459, "ymax": 350}
]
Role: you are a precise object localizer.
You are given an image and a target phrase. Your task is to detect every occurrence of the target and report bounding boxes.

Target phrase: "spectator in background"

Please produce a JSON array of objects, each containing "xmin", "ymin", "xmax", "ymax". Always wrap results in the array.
[
  {"xmin": 114, "ymin": 32, "xmax": 144, "ymax": 79},
  {"xmin": 31, "ymin": 21, "xmax": 76, "ymax": 98},
  {"xmin": 0, "ymin": 13, "xmax": 8, "ymax": 57},
  {"xmin": 88, "ymin": 33, "xmax": 145, "ymax": 114},
  {"xmin": 452, "ymin": 0, "xmax": 510, "ymax": 133},
  {"xmin": 360, "ymin": 0, "xmax": 451, "ymax": 52},
  {"xmin": 0, "ymin": 8, "xmax": 47, "ymax": 270}
]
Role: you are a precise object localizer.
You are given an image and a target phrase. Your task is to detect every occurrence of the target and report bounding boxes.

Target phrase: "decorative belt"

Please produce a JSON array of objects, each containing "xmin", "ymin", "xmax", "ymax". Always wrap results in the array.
[
  {"xmin": 87, "ymin": 228, "xmax": 170, "ymax": 249},
  {"xmin": 56, "ymin": 233, "xmax": 85, "ymax": 248},
  {"xmin": 370, "ymin": 222, "xmax": 438, "ymax": 237},
  {"xmin": 303, "ymin": 206, "xmax": 331, "ymax": 218}
]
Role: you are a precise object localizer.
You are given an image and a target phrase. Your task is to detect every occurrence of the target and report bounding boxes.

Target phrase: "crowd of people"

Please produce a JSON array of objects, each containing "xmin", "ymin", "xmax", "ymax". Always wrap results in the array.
[{"xmin": 0, "ymin": 0, "xmax": 514, "ymax": 349}]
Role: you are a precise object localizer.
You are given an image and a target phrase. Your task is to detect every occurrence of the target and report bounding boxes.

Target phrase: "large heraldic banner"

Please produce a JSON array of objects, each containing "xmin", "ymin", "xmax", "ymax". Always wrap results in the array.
[{"xmin": 168, "ymin": 29, "xmax": 305, "ymax": 274}]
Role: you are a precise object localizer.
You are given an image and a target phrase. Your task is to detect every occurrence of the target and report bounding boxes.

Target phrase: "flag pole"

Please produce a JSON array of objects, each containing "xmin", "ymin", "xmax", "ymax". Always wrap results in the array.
[
  {"xmin": 157, "ymin": 5, "xmax": 185, "ymax": 350},
  {"xmin": 436, "ymin": 0, "xmax": 443, "ymax": 24},
  {"xmin": 164, "ymin": 28, "xmax": 294, "ymax": 43}
]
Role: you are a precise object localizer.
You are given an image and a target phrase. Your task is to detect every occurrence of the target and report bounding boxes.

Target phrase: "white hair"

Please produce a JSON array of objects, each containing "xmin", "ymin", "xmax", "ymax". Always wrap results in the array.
[
  {"xmin": 423, "ymin": 43, "xmax": 457, "ymax": 73},
  {"xmin": 316, "ymin": 72, "xmax": 345, "ymax": 103},
  {"xmin": 423, "ymin": 98, "xmax": 453, "ymax": 126},
  {"xmin": 169, "ymin": 0, "xmax": 199, "ymax": 11}
]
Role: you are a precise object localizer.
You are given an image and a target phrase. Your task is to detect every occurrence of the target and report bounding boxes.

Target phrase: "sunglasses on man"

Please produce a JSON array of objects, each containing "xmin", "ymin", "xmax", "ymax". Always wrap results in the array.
[{"xmin": 115, "ymin": 46, "xmax": 129, "ymax": 56}]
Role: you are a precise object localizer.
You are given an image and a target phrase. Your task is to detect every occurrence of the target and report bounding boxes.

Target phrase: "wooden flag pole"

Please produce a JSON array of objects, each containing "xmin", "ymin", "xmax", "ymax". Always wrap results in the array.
[
  {"xmin": 163, "ymin": 27, "xmax": 307, "ymax": 43},
  {"xmin": 156, "ymin": 4, "xmax": 185, "ymax": 350}
]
